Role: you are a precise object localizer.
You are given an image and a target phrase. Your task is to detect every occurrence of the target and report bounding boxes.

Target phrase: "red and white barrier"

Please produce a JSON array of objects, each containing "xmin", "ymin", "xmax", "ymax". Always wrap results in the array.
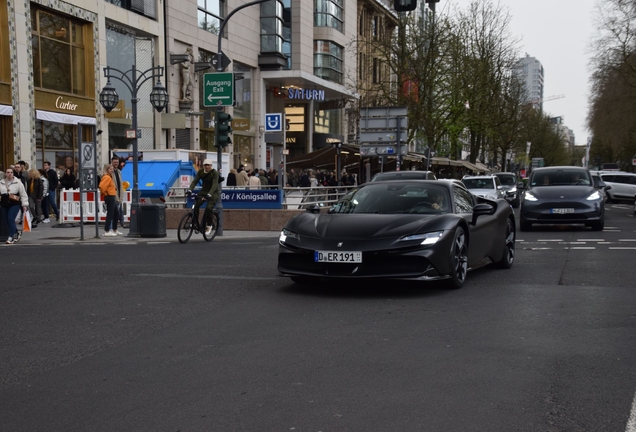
[{"xmin": 59, "ymin": 189, "xmax": 132, "ymax": 224}]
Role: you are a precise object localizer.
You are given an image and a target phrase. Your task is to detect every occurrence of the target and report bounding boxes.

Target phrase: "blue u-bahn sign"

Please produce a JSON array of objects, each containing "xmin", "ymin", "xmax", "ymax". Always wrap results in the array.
[{"xmin": 188, "ymin": 189, "xmax": 283, "ymax": 209}]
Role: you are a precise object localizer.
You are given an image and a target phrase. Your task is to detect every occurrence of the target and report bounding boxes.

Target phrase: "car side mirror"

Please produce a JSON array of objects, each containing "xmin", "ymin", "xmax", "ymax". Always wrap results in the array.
[
  {"xmin": 472, "ymin": 203, "xmax": 495, "ymax": 225},
  {"xmin": 306, "ymin": 203, "xmax": 322, "ymax": 214},
  {"xmin": 605, "ymin": 185, "xmax": 612, "ymax": 191}
]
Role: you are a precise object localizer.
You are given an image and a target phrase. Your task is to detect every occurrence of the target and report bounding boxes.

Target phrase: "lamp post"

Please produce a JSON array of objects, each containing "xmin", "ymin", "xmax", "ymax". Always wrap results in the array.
[{"xmin": 99, "ymin": 65, "xmax": 168, "ymax": 237}]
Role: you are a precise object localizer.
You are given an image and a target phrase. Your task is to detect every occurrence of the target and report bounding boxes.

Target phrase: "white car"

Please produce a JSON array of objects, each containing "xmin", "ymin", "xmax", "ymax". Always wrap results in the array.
[
  {"xmin": 594, "ymin": 171, "xmax": 636, "ymax": 202},
  {"xmin": 461, "ymin": 175, "xmax": 506, "ymax": 201}
]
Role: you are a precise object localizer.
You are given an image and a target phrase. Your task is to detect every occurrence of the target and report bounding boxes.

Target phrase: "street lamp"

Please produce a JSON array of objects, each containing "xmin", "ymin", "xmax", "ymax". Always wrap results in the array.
[{"xmin": 99, "ymin": 65, "xmax": 167, "ymax": 237}]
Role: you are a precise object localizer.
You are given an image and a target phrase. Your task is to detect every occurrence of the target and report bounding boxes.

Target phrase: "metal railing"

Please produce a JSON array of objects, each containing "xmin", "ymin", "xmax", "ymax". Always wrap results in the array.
[{"xmin": 165, "ymin": 185, "xmax": 356, "ymax": 209}]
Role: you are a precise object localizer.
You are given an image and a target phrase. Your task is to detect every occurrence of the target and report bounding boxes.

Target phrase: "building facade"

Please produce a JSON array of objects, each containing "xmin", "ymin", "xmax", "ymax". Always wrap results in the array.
[
  {"xmin": 515, "ymin": 54, "xmax": 544, "ymax": 111},
  {"xmin": 0, "ymin": 0, "xmax": 357, "ymax": 176}
]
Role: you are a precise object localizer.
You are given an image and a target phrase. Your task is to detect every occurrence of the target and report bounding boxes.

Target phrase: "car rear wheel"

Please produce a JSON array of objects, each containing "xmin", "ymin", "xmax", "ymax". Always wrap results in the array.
[
  {"xmin": 445, "ymin": 227, "xmax": 468, "ymax": 289},
  {"xmin": 495, "ymin": 218, "xmax": 515, "ymax": 269}
]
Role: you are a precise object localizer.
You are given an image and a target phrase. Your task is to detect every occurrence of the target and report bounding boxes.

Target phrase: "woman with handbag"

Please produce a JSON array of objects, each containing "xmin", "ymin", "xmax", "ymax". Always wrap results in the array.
[
  {"xmin": 0, "ymin": 166, "xmax": 29, "ymax": 244},
  {"xmin": 98, "ymin": 164, "xmax": 119, "ymax": 237}
]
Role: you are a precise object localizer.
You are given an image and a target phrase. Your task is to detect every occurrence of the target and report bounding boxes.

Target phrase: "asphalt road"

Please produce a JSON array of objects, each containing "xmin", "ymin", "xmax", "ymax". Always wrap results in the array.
[{"xmin": 1, "ymin": 203, "xmax": 635, "ymax": 432}]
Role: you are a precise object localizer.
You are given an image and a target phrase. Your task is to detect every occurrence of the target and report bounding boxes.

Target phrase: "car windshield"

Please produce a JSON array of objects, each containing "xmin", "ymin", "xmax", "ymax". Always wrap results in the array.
[
  {"xmin": 329, "ymin": 183, "xmax": 451, "ymax": 214},
  {"xmin": 462, "ymin": 178, "xmax": 494, "ymax": 189},
  {"xmin": 496, "ymin": 175, "xmax": 516, "ymax": 186},
  {"xmin": 530, "ymin": 169, "xmax": 591, "ymax": 186},
  {"xmin": 372, "ymin": 172, "xmax": 430, "ymax": 181}
]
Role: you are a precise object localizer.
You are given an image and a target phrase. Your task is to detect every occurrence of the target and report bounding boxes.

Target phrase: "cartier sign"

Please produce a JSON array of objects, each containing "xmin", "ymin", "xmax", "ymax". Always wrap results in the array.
[
  {"xmin": 34, "ymin": 90, "xmax": 94, "ymax": 117},
  {"xmin": 55, "ymin": 96, "xmax": 78, "ymax": 111}
]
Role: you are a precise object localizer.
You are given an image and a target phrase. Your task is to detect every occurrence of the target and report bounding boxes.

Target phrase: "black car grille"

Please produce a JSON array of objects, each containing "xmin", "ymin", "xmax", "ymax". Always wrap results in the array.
[{"xmin": 279, "ymin": 251, "xmax": 431, "ymax": 278}]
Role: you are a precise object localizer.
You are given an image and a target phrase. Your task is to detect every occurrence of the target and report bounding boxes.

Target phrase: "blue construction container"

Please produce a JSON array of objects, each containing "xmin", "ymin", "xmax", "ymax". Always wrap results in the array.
[{"xmin": 121, "ymin": 161, "xmax": 198, "ymax": 198}]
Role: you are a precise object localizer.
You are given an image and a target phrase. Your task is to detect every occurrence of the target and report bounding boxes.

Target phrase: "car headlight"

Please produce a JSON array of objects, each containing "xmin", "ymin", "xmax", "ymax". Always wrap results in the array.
[
  {"xmin": 586, "ymin": 191, "xmax": 601, "ymax": 201},
  {"xmin": 524, "ymin": 191, "xmax": 538, "ymax": 201},
  {"xmin": 400, "ymin": 231, "xmax": 444, "ymax": 245},
  {"xmin": 509, "ymin": 187, "xmax": 517, "ymax": 193},
  {"xmin": 279, "ymin": 228, "xmax": 300, "ymax": 244}
]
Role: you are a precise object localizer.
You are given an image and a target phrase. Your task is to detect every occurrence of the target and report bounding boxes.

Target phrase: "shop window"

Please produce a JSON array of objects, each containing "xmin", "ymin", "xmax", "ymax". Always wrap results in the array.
[
  {"xmin": 31, "ymin": 8, "xmax": 89, "ymax": 96},
  {"xmin": 314, "ymin": 0, "xmax": 343, "ymax": 33},
  {"xmin": 314, "ymin": 40, "xmax": 343, "ymax": 84},
  {"xmin": 198, "ymin": 0, "xmax": 224, "ymax": 35},
  {"xmin": 314, "ymin": 108, "xmax": 341, "ymax": 135},
  {"xmin": 36, "ymin": 121, "xmax": 77, "ymax": 176},
  {"xmin": 285, "ymin": 106, "xmax": 305, "ymax": 132}
]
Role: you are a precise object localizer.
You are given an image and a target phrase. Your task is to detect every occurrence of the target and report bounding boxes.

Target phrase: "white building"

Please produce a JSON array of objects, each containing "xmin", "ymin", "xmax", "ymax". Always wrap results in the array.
[{"xmin": 515, "ymin": 54, "xmax": 544, "ymax": 111}]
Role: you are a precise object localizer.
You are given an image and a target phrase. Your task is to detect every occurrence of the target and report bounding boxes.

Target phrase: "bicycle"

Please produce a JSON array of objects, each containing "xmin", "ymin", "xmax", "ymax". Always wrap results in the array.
[{"xmin": 177, "ymin": 192, "xmax": 219, "ymax": 244}]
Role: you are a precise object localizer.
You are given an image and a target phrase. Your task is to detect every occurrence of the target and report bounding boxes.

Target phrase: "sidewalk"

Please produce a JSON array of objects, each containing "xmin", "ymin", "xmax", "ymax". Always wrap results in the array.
[{"xmin": 5, "ymin": 218, "xmax": 280, "ymax": 246}]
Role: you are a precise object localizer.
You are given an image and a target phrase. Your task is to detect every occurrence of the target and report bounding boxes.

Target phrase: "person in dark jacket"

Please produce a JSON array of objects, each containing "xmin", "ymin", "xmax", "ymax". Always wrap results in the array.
[
  {"xmin": 226, "ymin": 168, "xmax": 237, "ymax": 186},
  {"xmin": 187, "ymin": 159, "xmax": 220, "ymax": 235},
  {"xmin": 59, "ymin": 168, "xmax": 76, "ymax": 189},
  {"xmin": 42, "ymin": 161, "xmax": 60, "ymax": 221},
  {"xmin": 26, "ymin": 168, "xmax": 44, "ymax": 226}
]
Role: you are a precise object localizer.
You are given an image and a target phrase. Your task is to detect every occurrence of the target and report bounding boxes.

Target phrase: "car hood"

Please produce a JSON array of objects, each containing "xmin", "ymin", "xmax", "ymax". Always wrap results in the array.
[
  {"xmin": 467, "ymin": 188, "xmax": 498, "ymax": 197},
  {"xmin": 290, "ymin": 213, "xmax": 448, "ymax": 239},
  {"xmin": 528, "ymin": 186, "xmax": 595, "ymax": 199}
]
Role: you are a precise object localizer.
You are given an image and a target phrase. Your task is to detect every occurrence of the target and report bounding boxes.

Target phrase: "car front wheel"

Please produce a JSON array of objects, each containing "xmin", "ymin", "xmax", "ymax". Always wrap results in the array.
[
  {"xmin": 495, "ymin": 217, "xmax": 515, "ymax": 269},
  {"xmin": 445, "ymin": 227, "xmax": 468, "ymax": 289}
]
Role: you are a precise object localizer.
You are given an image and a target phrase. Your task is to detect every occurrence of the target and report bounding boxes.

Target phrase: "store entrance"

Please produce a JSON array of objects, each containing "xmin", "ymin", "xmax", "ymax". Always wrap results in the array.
[
  {"xmin": 35, "ymin": 120, "xmax": 94, "ymax": 175},
  {"xmin": 0, "ymin": 116, "xmax": 13, "ymax": 171}
]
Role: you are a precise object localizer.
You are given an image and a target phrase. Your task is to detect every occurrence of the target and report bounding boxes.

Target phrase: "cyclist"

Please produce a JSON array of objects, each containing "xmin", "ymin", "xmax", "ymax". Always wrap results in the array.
[{"xmin": 187, "ymin": 159, "xmax": 221, "ymax": 235}]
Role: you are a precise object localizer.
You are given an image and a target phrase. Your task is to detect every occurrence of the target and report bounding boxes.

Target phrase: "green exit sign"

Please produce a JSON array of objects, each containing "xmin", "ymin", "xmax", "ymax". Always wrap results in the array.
[{"xmin": 203, "ymin": 72, "xmax": 234, "ymax": 107}]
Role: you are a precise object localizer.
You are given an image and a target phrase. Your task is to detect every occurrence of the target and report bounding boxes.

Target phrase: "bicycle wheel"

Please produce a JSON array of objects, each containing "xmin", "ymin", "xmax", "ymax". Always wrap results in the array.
[
  {"xmin": 177, "ymin": 212, "xmax": 194, "ymax": 244},
  {"xmin": 203, "ymin": 212, "xmax": 219, "ymax": 242}
]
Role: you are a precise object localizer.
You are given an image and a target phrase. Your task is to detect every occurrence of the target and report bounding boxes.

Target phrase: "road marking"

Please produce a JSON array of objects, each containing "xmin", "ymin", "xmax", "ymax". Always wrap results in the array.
[
  {"xmin": 619, "ymin": 239, "xmax": 636, "ymax": 242},
  {"xmin": 578, "ymin": 239, "xmax": 604, "ymax": 242},
  {"xmin": 609, "ymin": 247, "xmax": 636, "ymax": 250},
  {"xmin": 526, "ymin": 247, "xmax": 552, "ymax": 250},
  {"xmin": 562, "ymin": 242, "xmax": 587, "ymax": 245},
  {"xmin": 567, "ymin": 247, "xmax": 596, "ymax": 250},
  {"xmin": 627, "ymin": 389, "xmax": 636, "ymax": 432},
  {"xmin": 538, "ymin": 239, "xmax": 564, "ymax": 242},
  {"xmin": 604, "ymin": 230, "xmax": 621, "ymax": 232},
  {"xmin": 598, "ymin": 242, "xmax": 616, "ymax": 244},
  {"xmin": 515, "ymin": 239, "xmax": 525, "ymax": 242},
  {"xmin": 134, "ymin": 273, "xmax": 279, "ymax": 280}
]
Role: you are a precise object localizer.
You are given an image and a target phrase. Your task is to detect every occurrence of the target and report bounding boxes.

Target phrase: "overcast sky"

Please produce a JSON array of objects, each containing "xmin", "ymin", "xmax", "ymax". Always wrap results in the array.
[{"xmin": 447, "ymin": 0, "xmax": 598, "ymax": 146}]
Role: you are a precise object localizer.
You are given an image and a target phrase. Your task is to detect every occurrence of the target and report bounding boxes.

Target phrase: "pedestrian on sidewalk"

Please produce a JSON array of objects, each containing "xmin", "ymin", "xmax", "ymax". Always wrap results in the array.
[
  {"xmin": 42, "ymin": 161, "xmax": 60, "ymax": 222},
  {"xmin": 1, "ymin": 167, "xmax": 29, "ymax": 244},
  {"xmin": 99, "ymin": 164, "xmax": 120, "ymax": 237},
  {"xmin": 26, "ymin": 168, "xmax": 44, "ymax": 226}
]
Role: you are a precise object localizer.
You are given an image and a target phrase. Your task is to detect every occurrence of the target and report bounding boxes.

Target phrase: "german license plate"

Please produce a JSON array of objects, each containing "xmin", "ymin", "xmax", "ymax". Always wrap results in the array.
[
  {"xmin": 551, "ymin": 208, "xmax": 574, "ymax": 214},
  {"xmin": 315, "ymin": 251, "xmax": 362, "ymax": 263}
]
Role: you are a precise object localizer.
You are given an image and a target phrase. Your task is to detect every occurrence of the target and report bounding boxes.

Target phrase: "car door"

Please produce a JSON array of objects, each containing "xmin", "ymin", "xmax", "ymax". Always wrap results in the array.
[{"xmin": 453, "ymin": 186, "xmax": 494, "ymax": 265}]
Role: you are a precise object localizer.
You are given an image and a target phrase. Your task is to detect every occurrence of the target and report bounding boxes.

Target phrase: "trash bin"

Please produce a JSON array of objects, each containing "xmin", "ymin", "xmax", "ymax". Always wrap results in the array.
[{"xmin": 140, "ymin": 204, "xmax": 166, "ymax": 238}]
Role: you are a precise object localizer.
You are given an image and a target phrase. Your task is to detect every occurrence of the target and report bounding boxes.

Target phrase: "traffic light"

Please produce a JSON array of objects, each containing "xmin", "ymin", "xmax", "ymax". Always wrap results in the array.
[
  {"xmin": 394, "ymin": 0, "xmax": 417, "ymax": 11},
  {"xmin": 215, "ymin": 111, "xmax": 233, "ymax": 148}
]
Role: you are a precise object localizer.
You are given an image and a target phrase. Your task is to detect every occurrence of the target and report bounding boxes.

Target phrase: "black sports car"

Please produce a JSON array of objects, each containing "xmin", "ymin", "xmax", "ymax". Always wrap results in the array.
[
  {"xmin": 278, "ymin": 180, "xmax": 516, "ymax": 288},
  {"xmin": 519, "ymin": 166, "xmax": 604, "ymax": 231}
]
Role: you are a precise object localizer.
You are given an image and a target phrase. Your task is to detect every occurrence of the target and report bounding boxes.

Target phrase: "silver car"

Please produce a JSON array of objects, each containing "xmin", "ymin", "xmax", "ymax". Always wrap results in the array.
[{"xmin": 461, "ymin": 175, "xmax": 506, "ymax": 201}]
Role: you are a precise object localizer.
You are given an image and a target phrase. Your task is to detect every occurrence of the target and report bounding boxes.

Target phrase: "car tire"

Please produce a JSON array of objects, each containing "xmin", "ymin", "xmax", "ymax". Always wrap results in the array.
[
  {"xmin": 590, "ymin": 218, "xmax": 604, "ymax": 231},
  {"xmin": 495, "ymin": 217, "xmax": 515, "ymax": 269},
  {"xmin": 445, "ymin": 226, "xmax": 468, "ymax": 289},
  {"xmin": 512, "ymin": 198, "xmax": 520, "ymax": 209}
]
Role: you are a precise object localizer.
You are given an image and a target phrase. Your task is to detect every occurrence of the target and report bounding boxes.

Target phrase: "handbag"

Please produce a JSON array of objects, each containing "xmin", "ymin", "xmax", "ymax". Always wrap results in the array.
[{"xmin": 8, "ymin": 193, "xmax": 20, "ymax": 202}]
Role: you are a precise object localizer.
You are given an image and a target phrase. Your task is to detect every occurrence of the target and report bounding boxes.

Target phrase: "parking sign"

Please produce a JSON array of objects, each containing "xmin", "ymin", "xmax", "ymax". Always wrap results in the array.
[{"xmin": 265, "ymin": 113, "xmax": 283, "ymax": 132}]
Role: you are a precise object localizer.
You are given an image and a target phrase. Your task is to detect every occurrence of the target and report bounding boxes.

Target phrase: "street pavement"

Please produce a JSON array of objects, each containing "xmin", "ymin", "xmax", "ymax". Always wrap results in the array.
[{"xmin": 3, "ymin": 217, "xmax": 280, "ymax": 245}]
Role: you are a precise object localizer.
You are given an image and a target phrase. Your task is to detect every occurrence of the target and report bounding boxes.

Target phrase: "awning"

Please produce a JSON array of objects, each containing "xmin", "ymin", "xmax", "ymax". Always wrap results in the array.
[
  {"xmin": 36, "ymin": 110, "xmax": 96, "ymax": 125},
  {"xmin": 431, "ymin": 157, "xmax": 463, "ymax": 167},
  {"xmin": 475, "ymin": 162, "xmax": 491, "ymax": 173},
  {"xmin": 460, "ymin": 160, "xmax": 483, "ymax": 173},
  {"xmin": 0, "ymin": 104, "xmax": 13, "ymax": 116}
]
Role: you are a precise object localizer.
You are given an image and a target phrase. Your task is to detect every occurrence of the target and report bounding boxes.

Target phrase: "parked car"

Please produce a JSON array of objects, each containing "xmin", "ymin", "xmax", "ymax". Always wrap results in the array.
[
  {"xmin": 461, "ymin": 175, "xmax": 506, "ymax": 201},
  {"xmin": 519, "ymin": 166, "xmax": 604, "ymax": 231},
  {"xmin": 371, "ymin": 170, "xmax": 437, "ymax": 182},
  {"xmin": 494, "ymin": 172, "xmax": 521, "ymax": 208},
  {"xmin": 594, "ymin": 171, "xmax": 636, "ymax": 203},
  {"xmin": 278, "ymin": 180, "xmax": 516, "ymax": 289}
]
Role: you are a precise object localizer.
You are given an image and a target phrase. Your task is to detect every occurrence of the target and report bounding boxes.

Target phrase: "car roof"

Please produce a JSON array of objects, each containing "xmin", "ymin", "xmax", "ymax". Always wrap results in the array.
[
  {"xmin": 531, "ymin": 166, "xmax": 589, "ymax": 172},
  {"xmin": 462, "ymin": 175, "xmax": 496, "ymax": 180},
  {"xmin": 494, "ymin": 172, "xmax": 516, "ymax": 176},
  {"xmin": 367, "ymin": 179, "xmax": 460, "ymax": 191}
]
